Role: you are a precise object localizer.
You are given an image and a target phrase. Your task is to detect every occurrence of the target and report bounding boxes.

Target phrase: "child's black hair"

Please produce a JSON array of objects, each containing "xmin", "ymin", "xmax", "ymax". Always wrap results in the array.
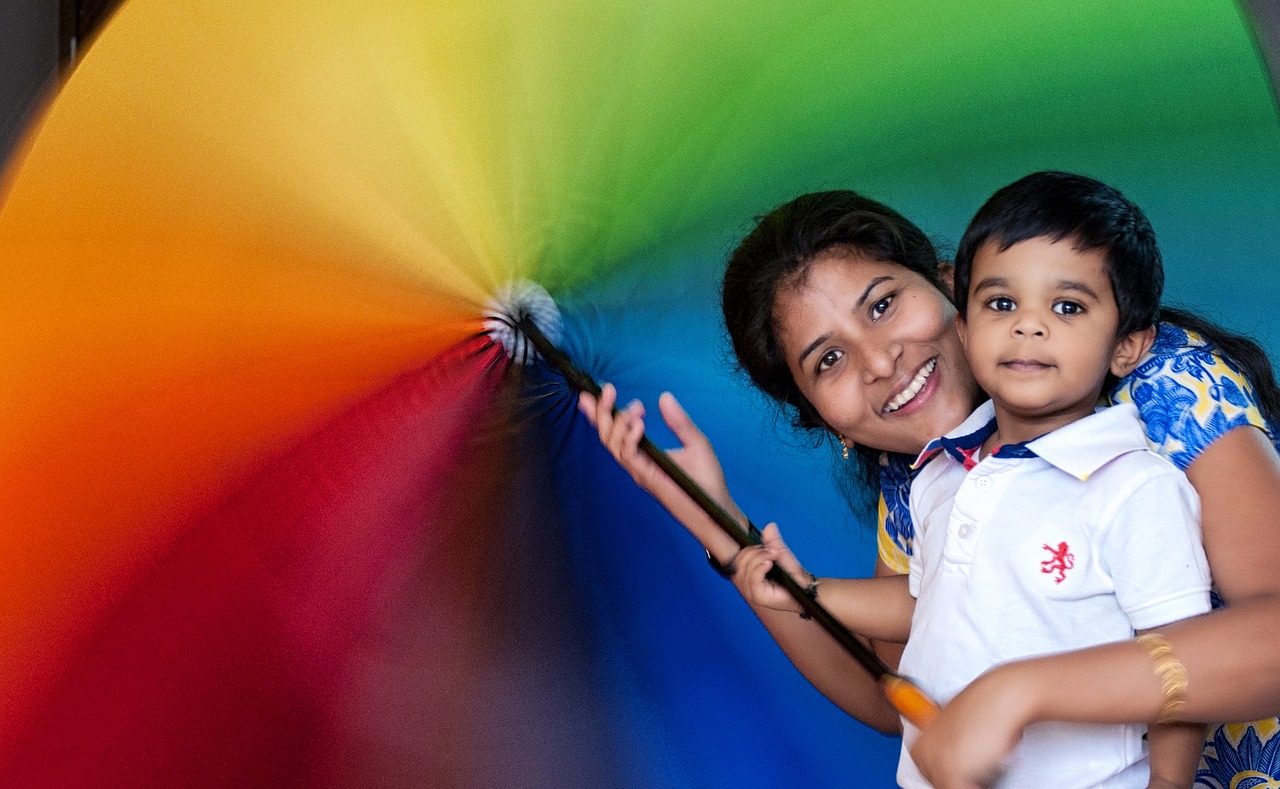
[
  {"xmin": 954, "ymin": 171, "xmax": 1161, "ymax": 337},
  {"xmin": 954, "ymin": 170, "xmax": 1280, "ymax": 427}
]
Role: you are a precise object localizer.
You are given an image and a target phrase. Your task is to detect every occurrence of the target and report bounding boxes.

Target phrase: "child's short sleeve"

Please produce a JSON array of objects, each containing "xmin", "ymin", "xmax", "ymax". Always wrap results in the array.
[
  {"xmin": 1101, "ymin": 463, "xmax": 1212, "ymax": 629},
  {"xmin": 1109, "ymin": 324, "xmax": 1273, "ymax": 471}
]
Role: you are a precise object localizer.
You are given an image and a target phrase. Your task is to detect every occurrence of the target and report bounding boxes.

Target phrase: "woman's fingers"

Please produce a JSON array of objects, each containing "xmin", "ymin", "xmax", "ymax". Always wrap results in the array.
[
  {"xmin": 577, "ymin": 390, "xmax": 598, "ymax": 423},
  {"xmin": 596, "ymin": 383, "xmax": 618, "ymax": 438},
  {"xmin": 580, "ymin": 384, "xmax": 655, "ymax": 478},
  {"xmin": 577, "ymin": 385, "xmax": 614, "ymax": 435},
  {"xmin": 581, "ymin": 387, "xmax": 690, "ymax": 467},
  {"xmin": 760, "ymin": 522, "xmax": 786, "ymax": 549},
  {"xmin": 910, "ymin": 667, "xmax": 1026, "ymax": 789},
  {"xmin": 606, "ymin": 401, "xmax": 645, "ymax": 460},
  {"xmin": 658, "ymin": 391, "xmax": 707, "ymax": 449}
]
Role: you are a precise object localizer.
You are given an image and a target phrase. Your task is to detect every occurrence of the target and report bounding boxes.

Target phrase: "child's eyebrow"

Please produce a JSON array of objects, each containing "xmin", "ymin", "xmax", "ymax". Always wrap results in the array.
[
  {"xmin": 1055, "ymin": 279, "xmax": 1102, "ymax": 300},
  {"xmin": 970, "ymin": 276, "xmax": 1102, "ymax": 302}
]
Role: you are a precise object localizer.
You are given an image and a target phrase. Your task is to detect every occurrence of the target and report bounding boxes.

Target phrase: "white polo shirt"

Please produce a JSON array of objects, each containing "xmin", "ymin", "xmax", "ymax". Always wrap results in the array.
[{"xmin": 896, "ymin": 401, "xmax": 1211, "ymax": 789}]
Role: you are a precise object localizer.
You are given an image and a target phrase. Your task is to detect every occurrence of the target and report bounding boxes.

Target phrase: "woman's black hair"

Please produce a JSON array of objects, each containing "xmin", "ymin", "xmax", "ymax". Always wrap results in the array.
[
  {"xmin": 721, "ymin": 190, "xmax": 947, "ymax": 496},
  {"xmin": 954, "ymin": 171, "xmax": 1280, "ymax": 427}
]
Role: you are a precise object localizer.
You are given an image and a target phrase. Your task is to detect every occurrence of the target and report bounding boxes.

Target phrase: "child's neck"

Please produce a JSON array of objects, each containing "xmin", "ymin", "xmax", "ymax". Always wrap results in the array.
[{"xmin": 983, "ymin": 399, "xmax": 1101, "ymax": 456}]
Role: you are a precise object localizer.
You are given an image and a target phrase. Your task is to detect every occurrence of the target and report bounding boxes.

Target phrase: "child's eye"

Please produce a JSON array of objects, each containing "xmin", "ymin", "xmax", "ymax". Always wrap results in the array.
[
  {"xmin": 817, "ymin": 349, "xmax": 843, "ymax": 374},
  {"xmin": 870, "ymin": 294, "xmax": 895, "ymax": 320},
  {"xmin": 1053, "ymin": 301, "xmax": 1084, "ymax": 316},
  {"xmin": 985, "ymin": 296, "xmax": 1016, "ymax": 312}
]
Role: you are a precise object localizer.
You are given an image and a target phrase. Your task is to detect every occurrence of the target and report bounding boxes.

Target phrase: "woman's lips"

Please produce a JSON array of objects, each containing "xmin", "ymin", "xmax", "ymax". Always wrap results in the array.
[{"xmin": 883, "ymin": 357, "xmax": 937, "ymax": 414}]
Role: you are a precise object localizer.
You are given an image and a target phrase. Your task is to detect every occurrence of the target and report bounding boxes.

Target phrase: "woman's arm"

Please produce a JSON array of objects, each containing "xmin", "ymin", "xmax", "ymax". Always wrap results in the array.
[
  {"xmin": 578, "ymin": 386, "xmax": 902, "ymax": 733},
  {"xmin": 1155, "ymin": 424, "xmax": 1280, "ymax": 719},
  {"xmin": 909, "ymin": 425, "xmax": 1280, "ymax": 788},
  {"xmin": 871, "ymin": 558, "xmax": 909, "ymax": 672}
]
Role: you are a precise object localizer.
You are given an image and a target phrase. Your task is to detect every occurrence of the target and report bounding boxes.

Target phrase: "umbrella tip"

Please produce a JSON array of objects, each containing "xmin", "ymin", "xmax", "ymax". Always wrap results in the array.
[{"xmin": 482, "ymin": 280, "xmax": 563, "ymax": 365}]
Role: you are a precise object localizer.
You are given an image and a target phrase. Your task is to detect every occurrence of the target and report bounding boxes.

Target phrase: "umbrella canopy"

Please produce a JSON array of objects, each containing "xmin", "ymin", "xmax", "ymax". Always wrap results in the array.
[{"xmin": 1, "ymin": 0, "xmax": 1277, "ymax": 786}]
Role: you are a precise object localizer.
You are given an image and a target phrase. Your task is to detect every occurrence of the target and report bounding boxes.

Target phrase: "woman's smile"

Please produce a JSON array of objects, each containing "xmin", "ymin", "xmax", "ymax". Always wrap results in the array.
[
  {"xmin": 883, "ymin": 357, "xmax": 938, "ymax": 414},
  {"xmin": 773, "ymin": 251, "xmax": 982, "ymax": 455}
]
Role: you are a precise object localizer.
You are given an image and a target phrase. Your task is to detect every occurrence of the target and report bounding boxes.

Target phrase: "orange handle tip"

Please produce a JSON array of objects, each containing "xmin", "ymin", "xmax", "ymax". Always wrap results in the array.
[{"xmin": 880, "ymin": 674, "xmax": 940, "ymax": 729}]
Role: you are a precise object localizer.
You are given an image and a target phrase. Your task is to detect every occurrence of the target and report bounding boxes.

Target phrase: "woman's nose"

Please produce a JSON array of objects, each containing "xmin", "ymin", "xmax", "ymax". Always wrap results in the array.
[{"xmin": 861, "ymin": 340, "xmax": 902, "ymax": 382}]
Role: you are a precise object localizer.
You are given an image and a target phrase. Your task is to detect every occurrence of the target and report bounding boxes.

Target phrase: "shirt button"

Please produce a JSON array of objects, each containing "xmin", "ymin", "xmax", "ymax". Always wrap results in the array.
[
  {"xmin": 974, "ymin": 476, "xmax": 993, "ymax": 491},
  {"xmin": 958, "ymin": 524, "xmax": 974, "ymax": 538}
]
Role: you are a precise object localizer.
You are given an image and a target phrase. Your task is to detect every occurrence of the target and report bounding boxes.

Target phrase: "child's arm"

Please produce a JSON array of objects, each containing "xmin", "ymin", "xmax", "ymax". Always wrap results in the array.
[
  {"xmin": 1140, "ymin": 624, "xmax": 1205, "ymax": 789},
  {"xmin": 1146, "ymin": 721, "xmax": 1205, "ymax": 789},
  {"xmin": 733, "ymin": 523, "xmax": 915, "ymax": 642}
]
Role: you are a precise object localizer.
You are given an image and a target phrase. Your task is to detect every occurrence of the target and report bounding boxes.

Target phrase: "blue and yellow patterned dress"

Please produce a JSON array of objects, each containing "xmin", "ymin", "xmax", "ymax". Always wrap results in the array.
[{"xmin": 875, "ymin": 323, "xmax": 1280, "ymax": 787}]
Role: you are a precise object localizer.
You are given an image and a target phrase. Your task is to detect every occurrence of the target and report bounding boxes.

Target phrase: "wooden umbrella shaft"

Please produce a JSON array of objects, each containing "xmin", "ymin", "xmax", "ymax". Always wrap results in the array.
[{"xmin": 512, "ymin": 314, "xmax": 939, "ymax": 729}]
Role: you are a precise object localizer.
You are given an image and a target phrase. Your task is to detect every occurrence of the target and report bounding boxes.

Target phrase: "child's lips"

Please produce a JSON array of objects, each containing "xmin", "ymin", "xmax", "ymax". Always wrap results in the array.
[{"xmin": 1000, "ymin": 359, "xmax": 1053, "ymax": 372}]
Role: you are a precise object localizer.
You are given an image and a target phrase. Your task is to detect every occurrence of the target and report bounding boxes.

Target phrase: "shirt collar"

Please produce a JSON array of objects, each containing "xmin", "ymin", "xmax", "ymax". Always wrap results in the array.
[
  {"xmin": 913, "ymin": 400, "xmax": 998, "ymax": 470},
  {"xmin": 913, "ymin": 400, "xmax": 1149, "ymax": 480},
  {"xmin": 1021, "ymin": 402, "xmax": 1149, "ymax": 480}
]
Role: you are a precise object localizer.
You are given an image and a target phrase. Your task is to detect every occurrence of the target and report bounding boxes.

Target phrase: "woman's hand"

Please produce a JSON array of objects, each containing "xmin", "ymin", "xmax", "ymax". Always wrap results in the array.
[
  {"xmin": 910, "ymin": 663, "xmax": 1034, "ymax": 789},
  {"xmin": 581, "ymin": 387, "xmax": 905, "ymax": 733},
  {"xmin": 733, "ymin": 523, "xmax": 809, "ymax": 613},
  {"xmin": 578, "ymin": 384, "xmax": 744, "ymax": 562}
]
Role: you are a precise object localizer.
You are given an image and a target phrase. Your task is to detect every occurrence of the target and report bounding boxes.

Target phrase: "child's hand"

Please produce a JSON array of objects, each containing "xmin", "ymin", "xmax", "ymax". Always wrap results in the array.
[{"xmin": 733, "ymin": 523, "xmax": 811, "ymax": 614}]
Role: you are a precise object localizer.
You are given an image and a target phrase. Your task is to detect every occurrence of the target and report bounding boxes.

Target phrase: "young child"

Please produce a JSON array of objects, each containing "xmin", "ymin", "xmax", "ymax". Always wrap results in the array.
[{"xmin": 737, "ymin": 171, "xmax": 1212, "ymax": 788}]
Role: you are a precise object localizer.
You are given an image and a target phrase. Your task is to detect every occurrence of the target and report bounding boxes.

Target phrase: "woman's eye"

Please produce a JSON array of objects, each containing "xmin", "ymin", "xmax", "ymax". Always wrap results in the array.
[
  {"xmin": 870, "ymin": 294, "xmax": 894, "ymax": 320},
  {"xmin": 986, "ymin": 296, "xmax": 1016, "ymax": 312},
  {"xmin": 1053, "ymin": 301, "xmax": 1084, "ymax": 316},
  {"xmin": 817, "ymin": 349, "xmax": 843, "ymax": 373}
]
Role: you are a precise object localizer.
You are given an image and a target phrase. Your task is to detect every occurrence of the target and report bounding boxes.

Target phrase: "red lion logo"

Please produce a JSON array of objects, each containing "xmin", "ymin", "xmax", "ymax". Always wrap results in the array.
[{"xmin": 1040, "ymin": 542, "xmax": 1074, "ymax": 584}]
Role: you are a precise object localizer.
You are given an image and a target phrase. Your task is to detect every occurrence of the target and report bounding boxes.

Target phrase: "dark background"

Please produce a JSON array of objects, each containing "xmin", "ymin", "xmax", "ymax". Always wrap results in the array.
[{"xmin": 1, "ymin": 0, "xmax": 121, "ymax": 166}]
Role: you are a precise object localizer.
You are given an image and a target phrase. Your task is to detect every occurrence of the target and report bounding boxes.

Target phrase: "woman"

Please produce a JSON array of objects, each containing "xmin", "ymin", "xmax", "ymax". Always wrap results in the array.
[{"xmin": 580, "ymin": 186, "xmax": 1280, "ymax": 787}]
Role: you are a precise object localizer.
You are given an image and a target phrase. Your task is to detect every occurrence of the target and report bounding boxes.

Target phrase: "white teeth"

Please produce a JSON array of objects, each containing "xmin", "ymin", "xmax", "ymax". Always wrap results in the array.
[{"xmin": 883, "ymin": 358, "xmax": 936, "ymax": 414}]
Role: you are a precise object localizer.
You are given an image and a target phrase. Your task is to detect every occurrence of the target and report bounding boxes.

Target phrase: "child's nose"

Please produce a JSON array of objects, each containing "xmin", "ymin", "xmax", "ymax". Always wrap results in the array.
[{"xmin": 1012, "ymin": 311, "xmax": 1048, "ymax": 337}]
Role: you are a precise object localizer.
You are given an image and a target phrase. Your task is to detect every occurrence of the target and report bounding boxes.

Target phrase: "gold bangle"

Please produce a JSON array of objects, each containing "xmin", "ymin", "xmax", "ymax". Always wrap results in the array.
[{"xmin": 1135, "ymin": 633, "xmax": 1188, "ymax": 723}]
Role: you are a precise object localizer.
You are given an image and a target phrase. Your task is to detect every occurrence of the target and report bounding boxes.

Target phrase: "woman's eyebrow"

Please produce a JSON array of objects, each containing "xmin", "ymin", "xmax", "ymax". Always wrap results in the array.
[
  {"xmin": 796, "ymin": 275, "xmax": 896, "ymax": 367},
  {"xmin": 856, "ymin": 276, "xmax": 895, "ymax": 308},
  {"xmin": 798, "ymin": 333, "xmax": 830, "ymax": 368}
]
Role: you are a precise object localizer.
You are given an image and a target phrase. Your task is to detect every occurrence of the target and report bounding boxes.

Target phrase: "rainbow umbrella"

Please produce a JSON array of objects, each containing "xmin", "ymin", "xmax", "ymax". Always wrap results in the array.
[{"xmin": 1, "ymin": 0, "xmax": 1277, "ymax": 786}]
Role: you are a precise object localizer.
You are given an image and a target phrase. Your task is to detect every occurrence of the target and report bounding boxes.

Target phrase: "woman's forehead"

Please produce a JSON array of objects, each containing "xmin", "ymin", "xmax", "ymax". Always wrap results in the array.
[
  {"xmin": 777, "ymin": 252, "xmax": 906, "ymax": 306},
  {"xmin": 772, "ymin": 255, "xmax": 894, "ymax": 348}
]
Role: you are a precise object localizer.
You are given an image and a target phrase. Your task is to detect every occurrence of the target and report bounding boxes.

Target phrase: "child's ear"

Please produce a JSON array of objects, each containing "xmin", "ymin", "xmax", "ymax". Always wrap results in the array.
[
  {"xmin": 956, "ymin": 310, "xmax": 969, "ymax": 351},
  {"xmin": 1110, "ymin": 325, "xmax": 1156, "ymax": 377},
  {"xmin": 936, "ymin": 263, "xmax": 956, "ymax": 301}
]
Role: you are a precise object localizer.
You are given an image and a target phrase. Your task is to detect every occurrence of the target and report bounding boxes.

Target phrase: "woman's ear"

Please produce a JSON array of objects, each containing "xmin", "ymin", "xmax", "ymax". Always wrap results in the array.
[
  {"xmin": 1110, "ymin": 325, "xmax": 1156, "ymax": 377},
  {"xmin": 936, "ymin": 262, "xmax": 956, "ymax": 300}
]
